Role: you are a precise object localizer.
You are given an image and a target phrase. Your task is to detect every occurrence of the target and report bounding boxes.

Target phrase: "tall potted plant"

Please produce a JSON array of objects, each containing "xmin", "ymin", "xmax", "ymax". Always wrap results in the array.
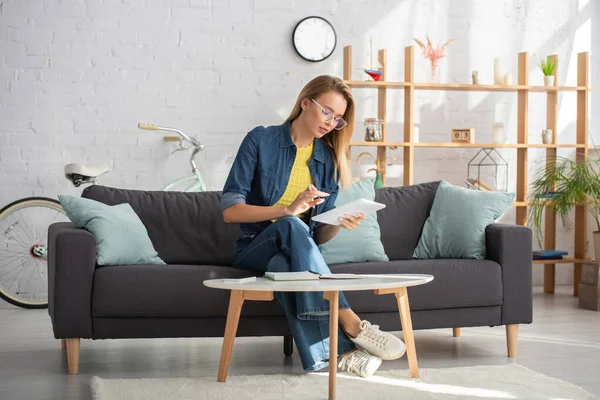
[{"xmin": 528, "ymin": 156, "xmax": 600, "ymax": 259}]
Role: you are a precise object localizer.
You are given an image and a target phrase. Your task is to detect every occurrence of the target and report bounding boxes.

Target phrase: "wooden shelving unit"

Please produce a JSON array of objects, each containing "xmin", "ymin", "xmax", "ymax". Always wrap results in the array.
[{"xmin": 343, "ymin": 45, "xmax": 590, "ymax": 296}]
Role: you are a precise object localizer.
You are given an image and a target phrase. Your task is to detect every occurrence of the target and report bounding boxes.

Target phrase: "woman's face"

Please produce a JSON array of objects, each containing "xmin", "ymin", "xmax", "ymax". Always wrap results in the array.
[{"xmin": 302, "ymin": 91, "xmax": 347, "ymax": 138}]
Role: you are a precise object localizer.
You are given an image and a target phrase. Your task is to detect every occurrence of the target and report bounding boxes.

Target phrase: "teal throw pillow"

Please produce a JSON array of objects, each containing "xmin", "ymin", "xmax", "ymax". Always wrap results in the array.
[
  {"xmin": 58, "ymin": 195, "xmax": 165, "ymax": 266},
  {"xmin": 413, "ymin": 180, "xmax": 515, "ymax": 259},
  {"xmin": 319, "ymin": 179, "xmax": 389, "ymax": 264}
]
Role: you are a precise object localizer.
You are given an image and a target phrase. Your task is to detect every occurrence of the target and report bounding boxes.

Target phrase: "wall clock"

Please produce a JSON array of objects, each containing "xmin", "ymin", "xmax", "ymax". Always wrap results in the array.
[{"xmin": 292, "ymin": 16, "xmax": 337, "ymax": 62}]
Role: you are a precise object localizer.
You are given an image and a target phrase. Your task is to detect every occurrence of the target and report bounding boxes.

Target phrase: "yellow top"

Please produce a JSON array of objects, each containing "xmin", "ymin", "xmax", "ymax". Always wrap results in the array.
[{"xmin": 273, "ymin": 141, "xmax": 315, "ymax": 220}]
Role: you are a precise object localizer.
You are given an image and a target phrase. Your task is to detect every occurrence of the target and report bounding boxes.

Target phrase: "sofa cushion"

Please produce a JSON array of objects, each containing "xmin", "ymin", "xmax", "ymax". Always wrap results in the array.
[
  {"xmin": 331, "ymin": 259, "xmax": 503, "ymax": 313},
  {"xmin": 375, "ymin": 181, "xmax": 439, "ymax": 260},
  {"xmin": 413, "ymin": 180, "xmax": 515, "ymax": 259},
  {"xmin": 82, "ymin": 185, "xmax": 239, "ymax": 265},
  {"xmin": 58, "ymin": 195, "xmax": 165, "ymax": 266},
  {"xmin": 92, "ymin": 264, "xmax": 286, "ymax": 318},
  {"xmin": 319, "ymin": 178, "xmax": 388, "ymax": 264},
  {"xmin": 92, "ymin": 260, "xmax": 502, "ymax": 318}
]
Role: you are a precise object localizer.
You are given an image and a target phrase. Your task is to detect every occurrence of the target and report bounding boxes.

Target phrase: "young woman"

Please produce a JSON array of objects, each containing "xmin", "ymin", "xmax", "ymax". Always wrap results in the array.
[{"xmin": 221, "ymin": 75, "xmax": 405, "ymax": 378}]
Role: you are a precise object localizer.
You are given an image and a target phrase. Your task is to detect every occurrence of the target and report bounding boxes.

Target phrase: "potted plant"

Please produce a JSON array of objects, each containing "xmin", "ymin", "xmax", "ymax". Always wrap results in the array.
[
  {"xmin": 539, "ymin": 58, "xmax": 556, "ymax": 86},
  {"xmin": 528, "ymin": 156, "xmax": 600, "ymax": 259}
]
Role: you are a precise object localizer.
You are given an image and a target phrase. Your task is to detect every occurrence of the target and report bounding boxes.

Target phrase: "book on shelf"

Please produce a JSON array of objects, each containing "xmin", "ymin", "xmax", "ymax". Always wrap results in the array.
[
  {"xmin": 534, "ymin": 191, "xmax": 559, "ymax": 199},
  {"xmin": 532, "ymin": 250, "xmax": 568, "ymax": 260}
]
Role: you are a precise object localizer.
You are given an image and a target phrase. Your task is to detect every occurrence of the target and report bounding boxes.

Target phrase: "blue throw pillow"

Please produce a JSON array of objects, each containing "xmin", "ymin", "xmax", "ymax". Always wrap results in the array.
[
  {"xmin": 413, "ymin": 180, "xmax": 515, "ymax": 259},
  {"xmin": 58, "ymin": 195, "xmax": 165, "ymax": 266},
  {"xmin": 318, "ymin": 179, "xmax": 389, "ymax": 264}
]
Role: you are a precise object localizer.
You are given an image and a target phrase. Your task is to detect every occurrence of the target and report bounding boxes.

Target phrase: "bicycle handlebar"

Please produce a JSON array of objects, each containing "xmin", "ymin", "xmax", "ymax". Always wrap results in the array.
[
  {"xmin": 136, "ymin": 121, "xmax": 208, "ymax": 188},
  {"xmin": 138, "ymin": 122, "xmax": 158, "ymax": 130},
  {"xmin": 137, "ymin": 121, "xmax": 203, "ymax": 150}
]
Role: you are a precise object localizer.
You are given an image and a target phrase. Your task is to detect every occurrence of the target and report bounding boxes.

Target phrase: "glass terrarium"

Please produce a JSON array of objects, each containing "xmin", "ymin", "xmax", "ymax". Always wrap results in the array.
[{"xmin": 466, "ymin": 148, "xmax": 509, "ymax": 192}]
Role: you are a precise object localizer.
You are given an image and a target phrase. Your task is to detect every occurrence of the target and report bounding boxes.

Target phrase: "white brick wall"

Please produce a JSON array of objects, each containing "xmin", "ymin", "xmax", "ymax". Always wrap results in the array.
[{"xmin": 1, "ymin": 0, "xmax": 599, "ymax": 295}]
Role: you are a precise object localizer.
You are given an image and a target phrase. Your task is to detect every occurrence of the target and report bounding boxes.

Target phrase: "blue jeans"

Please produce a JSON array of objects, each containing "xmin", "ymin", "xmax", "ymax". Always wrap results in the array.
[{"xmin": 233, "ymin": 217, "xmax": 357, "ymax": 372}]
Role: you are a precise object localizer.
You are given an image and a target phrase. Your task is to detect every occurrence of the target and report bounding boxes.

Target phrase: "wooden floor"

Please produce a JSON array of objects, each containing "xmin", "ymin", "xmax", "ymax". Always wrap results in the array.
[{"xmin": 1, "ymin": 286, "xmax": 599, "ymax": 400}]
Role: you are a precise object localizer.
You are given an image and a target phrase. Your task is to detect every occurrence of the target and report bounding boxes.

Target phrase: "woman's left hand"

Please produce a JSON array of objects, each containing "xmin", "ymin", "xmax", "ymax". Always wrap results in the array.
[{"xmin": 338, "ymin": 213, "xmax": 367, "ymax": 230}]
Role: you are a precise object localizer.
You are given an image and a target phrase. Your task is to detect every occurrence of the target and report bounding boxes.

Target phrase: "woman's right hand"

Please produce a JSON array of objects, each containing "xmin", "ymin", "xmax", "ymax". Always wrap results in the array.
[{"xmin": 285, "ymin": 184, "xmax": 330, "ymax": 216}]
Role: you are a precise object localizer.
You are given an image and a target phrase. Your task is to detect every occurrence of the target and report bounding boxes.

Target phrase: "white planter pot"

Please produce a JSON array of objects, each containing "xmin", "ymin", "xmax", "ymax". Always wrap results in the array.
[
  {"xmin": 542, "ymin": 129, "xmax": 553, "ymax": 144},
  {"xmin": 544, "ymin": 75, "xmax": 555, "ymax": 86},
  {"xmin": 593, "ymin": 231, "xmax": 600, "ymax": 262}
]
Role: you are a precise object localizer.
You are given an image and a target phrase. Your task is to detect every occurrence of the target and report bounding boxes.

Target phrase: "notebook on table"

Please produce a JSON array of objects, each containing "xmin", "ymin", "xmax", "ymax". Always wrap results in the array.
[{"xmin": 264, "ymin": 271, "xmax": 360, "ymax": 281}]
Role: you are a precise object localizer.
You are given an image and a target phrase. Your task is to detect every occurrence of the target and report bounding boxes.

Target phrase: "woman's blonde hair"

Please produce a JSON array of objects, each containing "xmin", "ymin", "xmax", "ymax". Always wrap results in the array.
[{"xmin": 286, "ymin": 75, "xmax": 355, "ymax": 190}]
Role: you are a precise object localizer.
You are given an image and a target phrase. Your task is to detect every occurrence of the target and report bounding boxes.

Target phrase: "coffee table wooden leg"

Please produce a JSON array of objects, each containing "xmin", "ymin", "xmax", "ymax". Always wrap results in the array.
[
  {"xmin": 396, "ymin": 287, "xmax": 419, "ymax": 378},
  {"xmin": 218, "ymin": 290, "xmax": 245, "ymax": 382},
  {"xmin": 324, "ymin": 291, "xmax": 339, "ymax": 400}
]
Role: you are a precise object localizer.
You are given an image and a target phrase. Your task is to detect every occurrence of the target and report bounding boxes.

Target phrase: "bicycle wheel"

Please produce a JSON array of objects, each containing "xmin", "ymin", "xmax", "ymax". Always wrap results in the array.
[{"xmin": 0, "ymin": 197, "xmax": 68, "ymax": 309}]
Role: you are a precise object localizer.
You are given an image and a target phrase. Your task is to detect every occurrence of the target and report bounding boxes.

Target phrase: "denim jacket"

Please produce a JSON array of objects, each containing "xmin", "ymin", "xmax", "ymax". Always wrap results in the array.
[{"xmin": 221, "ymin": 120, "xmax": 339, "ymax": 240}]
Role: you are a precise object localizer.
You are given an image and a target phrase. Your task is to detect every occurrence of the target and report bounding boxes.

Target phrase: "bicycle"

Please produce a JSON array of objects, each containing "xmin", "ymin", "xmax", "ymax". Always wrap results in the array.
[{"xmin": 0, "ymin": 122, "xmax": 208, "ymax": 309}]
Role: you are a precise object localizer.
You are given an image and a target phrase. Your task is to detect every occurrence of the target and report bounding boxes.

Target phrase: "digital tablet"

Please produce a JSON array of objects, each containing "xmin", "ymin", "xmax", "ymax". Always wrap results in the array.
[{"xmin": 312, "ymin": 198, "xmax": 386, "ymax": 226}]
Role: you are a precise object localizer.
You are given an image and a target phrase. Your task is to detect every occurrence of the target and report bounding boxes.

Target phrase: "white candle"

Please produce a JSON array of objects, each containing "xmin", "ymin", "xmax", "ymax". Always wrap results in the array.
[
  {"xmin": 493, "ymin": 122, "xmax": 505, "ymax": 144},
  {"xmin": 503, "ymin": 73, "xmax": 513, "ymax": 86},
  {"xmin": 494, "ymin": 58, "xmax": 504, "ymax": 85}
]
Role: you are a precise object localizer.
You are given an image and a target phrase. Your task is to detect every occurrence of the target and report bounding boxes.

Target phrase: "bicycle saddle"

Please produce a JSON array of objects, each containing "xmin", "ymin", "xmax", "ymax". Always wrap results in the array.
[{"xmin": 64, "ymin": 163, "xmax": 110, "ymax": 187}]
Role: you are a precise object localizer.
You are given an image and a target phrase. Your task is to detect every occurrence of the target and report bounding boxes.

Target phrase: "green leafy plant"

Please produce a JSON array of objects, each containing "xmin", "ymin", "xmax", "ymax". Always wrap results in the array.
[
  {"xmin": 528, "ymin": 156, "xmax": 600, "ymax": 246},
  {"xmin": 539, "ymin": 58, "xmax": 556, "ymax": 76}
]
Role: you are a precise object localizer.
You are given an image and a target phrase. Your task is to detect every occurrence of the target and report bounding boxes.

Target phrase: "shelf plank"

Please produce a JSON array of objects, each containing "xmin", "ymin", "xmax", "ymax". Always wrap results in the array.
[
  {"xmin": 415, "ymin": 83, "xmax": 518, "ymax": 92},
  {"xmin": 511, "ymin": 200, "xmax": 588, "ymax": 207},
  {"xmin": 350, "ymin": 141, "xmax": 400, "ymax": 147},
  {"xmin": 349, "ymin": 142, "xmax": 587, "ymax": 148},
  {"xmin": 526, "ymin": 143, "xmax": 587, "ymax": 148},
  {"xmin": 344, "ymin": 80, "xmax": 409, "ymax": 89},
  {"xmin": 533, "ymin": 257, "xmax": 592, "ymax": 265},
  {"xmin": 529, "ymin": 85, "xmax": 586, "ymax": 92},
  {"xmin": 344, "ymin": 80, "xmax": 587, "ymax": 92}
]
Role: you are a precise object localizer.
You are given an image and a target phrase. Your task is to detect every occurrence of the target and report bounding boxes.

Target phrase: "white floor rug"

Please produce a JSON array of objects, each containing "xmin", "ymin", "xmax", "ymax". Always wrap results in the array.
[{"xmin": 90, "ymin": 364, "xmax": 598, "ymax": 400}]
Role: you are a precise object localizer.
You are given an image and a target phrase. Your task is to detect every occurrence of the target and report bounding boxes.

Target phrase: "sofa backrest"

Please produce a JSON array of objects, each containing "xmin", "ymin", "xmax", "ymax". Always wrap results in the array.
[
  {"xmin": 82, "ymin": 185, "xmax": 238, "ymax": 265},
  {"xmin": 82, "ymin": 181, "xmax": 439, "ymax": 265},
  {"xmin": 374, "ymin": 181, "xmax": 439, "ymax": 260}
]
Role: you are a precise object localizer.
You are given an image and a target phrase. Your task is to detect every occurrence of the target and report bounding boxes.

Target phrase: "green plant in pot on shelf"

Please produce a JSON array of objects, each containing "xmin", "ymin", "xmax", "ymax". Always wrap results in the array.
[
  {"xmin": 528, "ymin": 156, "xmax": 600, "ymax": 260},
  {"xmin": 539, "ymin": 58, "xmax": 556, "ymax": 87},
  {"xmin": 356, "ymin": 152, "xmax": 396, "ymax": 189}
]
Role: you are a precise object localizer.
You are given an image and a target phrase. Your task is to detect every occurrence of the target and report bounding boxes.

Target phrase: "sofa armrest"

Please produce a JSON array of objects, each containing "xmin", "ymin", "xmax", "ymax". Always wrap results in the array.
[
  {"xmin": 48, "ymin": 222, "xmax": 96, "ymax": 339},
  {"xmin": 485, "ymin": 223, "xmax": 533, "ymax": 325}
]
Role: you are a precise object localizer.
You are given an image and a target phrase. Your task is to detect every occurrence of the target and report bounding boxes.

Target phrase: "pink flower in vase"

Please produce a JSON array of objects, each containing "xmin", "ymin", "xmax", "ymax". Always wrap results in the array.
[{"xmin": 413, "ymin": 35, "xmax": 457, "ymax": 82}]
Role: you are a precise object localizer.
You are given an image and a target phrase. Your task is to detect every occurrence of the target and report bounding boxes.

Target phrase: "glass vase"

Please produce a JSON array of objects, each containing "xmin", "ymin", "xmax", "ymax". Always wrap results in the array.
[{"xmin": 428, "ymin": 60, "xmax": 440, "ymax": 83}]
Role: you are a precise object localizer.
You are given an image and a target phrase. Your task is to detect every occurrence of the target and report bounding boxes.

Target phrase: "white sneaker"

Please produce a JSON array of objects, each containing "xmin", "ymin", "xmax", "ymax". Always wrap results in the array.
[
  {"xmin": 338, "ymin": 349, "xmax": 382, "ymax": 378},
  {"xmin": 349, "ymin": 320, "xmax": 406, "ymax": 360}
]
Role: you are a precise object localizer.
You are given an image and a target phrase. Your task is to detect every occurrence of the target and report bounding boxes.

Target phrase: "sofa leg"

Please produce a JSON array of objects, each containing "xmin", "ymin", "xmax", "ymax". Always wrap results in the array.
[
  {"xmin": 283, "ymin": 335, "xmax": 293, "ymax": 356},
  {"xmin": 65, "ymin": 338, "xmax": 80, "ymax": 375},
  {"xmin": 61, "ymin": 339, "xmax": 66, "ymax": 349},
  {"xmin": 452, "ymin": 328, "xmax": 461, "ymax": 337},
  {"xmin": 506, "ymin": 324, "xmax": 518, "ymax": 358}
]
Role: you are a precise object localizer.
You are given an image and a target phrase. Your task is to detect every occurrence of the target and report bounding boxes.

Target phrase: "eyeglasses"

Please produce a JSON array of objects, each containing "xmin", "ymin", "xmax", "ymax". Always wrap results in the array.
[{"xmin": 310, "ymin": 98, "xmax": 348, "ymax": 130}]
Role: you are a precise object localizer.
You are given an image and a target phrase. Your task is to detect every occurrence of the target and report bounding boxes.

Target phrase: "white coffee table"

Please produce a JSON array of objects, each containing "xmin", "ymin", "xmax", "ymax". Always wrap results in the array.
[{"xmin": 204, "ymin": 274, "xmax": 434, "ymax": 400}]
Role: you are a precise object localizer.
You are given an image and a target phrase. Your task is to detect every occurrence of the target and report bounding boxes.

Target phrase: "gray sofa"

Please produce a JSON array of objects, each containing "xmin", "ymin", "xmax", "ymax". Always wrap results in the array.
[{"xmin": 48, "ymin": 181, "xmax": 533, "ymax": 375}]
